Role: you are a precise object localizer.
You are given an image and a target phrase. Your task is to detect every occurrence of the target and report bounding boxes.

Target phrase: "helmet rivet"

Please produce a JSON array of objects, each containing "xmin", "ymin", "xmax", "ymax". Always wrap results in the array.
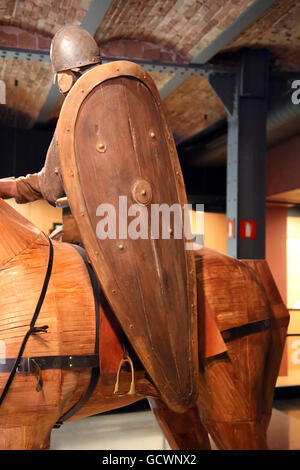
[{"xmin": 150, "ymin": 131, "xmax": 156, "ymax": 139}]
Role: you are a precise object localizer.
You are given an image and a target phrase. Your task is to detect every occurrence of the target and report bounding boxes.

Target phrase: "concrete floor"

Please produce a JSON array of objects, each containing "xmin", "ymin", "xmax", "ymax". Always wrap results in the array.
[
  {"xmin": 50, "ymin": 400, "xmax": 300, "ymax": 450},
  {"xmin": 51, "ymin": 410, "xmax": 170, "ymax": 450}
]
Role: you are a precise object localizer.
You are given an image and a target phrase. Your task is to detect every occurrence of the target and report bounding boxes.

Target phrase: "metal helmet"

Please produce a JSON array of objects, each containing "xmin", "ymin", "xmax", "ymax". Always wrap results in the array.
[{"xmin": 50, "ymin": 25, "xmax": 101, "ymax": 75}]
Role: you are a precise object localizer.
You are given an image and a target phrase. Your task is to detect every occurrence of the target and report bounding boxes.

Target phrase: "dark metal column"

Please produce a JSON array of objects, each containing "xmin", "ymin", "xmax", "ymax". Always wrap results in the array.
[{"xmin": 227, "ymin": 49, "xmax": 269, "ymax": 259}]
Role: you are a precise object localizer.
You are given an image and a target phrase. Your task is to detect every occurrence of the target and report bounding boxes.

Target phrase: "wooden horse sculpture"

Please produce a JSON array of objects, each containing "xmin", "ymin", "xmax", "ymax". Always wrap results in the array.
[{"xmin": 0, "ymin": 199, "xmax": 289, "ymax": 450}]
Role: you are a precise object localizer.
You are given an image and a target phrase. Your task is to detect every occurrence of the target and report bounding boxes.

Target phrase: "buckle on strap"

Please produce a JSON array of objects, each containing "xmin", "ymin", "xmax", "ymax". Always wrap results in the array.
[{"xmin": 16, "ymin": 357, "xmax": 31, "ymax": 374}]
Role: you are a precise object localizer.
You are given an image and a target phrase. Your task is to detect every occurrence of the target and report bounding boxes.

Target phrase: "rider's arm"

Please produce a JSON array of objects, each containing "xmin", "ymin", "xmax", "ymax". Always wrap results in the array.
[
  {"xmin": 0, "ymin": 173, "xmax": 42, "ymax": 203},
  {"xmin": 0, "ymin": 177, "xmax": 20, "ymax": 200},
  {"xmin": 0, "ymin": 129, "xmax": 64, "ymax": 206},
  {"xmin": 15, "ymin": 173, "xmax": 42, "ymax": 203}
]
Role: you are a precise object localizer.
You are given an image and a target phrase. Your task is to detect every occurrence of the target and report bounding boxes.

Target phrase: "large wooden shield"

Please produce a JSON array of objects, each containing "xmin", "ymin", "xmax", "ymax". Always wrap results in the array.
[{"xmin": 57, "ymin": 61, "xmax": 198, "ymax": 412}]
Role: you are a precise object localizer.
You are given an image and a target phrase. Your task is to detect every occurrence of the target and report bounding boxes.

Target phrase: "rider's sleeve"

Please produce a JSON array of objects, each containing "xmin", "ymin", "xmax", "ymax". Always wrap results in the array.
[
  {"xmin": 15, "ymin": 173, "xmax": 42, "ymax": 203},
  {"xmin": 15, "ymin": 129, "xmax": 65, "ymax": 206}
]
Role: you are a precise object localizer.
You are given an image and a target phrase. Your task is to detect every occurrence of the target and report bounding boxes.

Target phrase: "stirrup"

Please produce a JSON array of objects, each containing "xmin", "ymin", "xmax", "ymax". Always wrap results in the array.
[{"xmin": 113, "ymin": 355, "xmax": 136, "ymax": 397}]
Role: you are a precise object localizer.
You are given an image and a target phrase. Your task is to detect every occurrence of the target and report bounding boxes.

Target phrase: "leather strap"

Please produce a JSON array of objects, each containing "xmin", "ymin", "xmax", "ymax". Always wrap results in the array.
[
  {"xmin": 221, "ymin": 318, "xmax": 271, "ymax": 343},
  {"xmin": 54, "ymin": 245, "xmax": 101, "ymax": 427},
  {"xmin": 0, "ymin": 236, "xmax": 54, "ymax": 407},
  {"xmin": 0, "ymin": 354, "xmax": 99, "ymax": 373}
]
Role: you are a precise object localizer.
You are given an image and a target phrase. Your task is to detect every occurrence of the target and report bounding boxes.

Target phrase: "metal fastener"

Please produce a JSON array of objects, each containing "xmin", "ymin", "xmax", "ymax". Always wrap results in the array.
[
  {"xmin": 132, "ymin": 179, "xmax": 152, "ymax": 206},
  {"xmin": 96, "ymin": 142, "xmax": 106, "ymax": 153},
  {"xmin": 222, "ymin": 331, "xmax": 231, "ymax": 341}
]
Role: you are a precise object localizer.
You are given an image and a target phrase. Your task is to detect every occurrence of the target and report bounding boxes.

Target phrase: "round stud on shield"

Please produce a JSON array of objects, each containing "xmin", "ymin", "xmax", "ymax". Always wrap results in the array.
[
  {"xmin": 132, "ymin": 179, "xmax": 152, "ymax": 206},
  {"xmin": 96, "ymin": 142, "xmax": 106, "ymax": 153}
]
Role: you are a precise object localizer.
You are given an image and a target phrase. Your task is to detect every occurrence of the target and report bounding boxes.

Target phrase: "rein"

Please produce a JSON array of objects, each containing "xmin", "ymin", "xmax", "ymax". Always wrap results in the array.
[
  {"xmin": 0, "ymin": 238, "xmax": 101, "ymax": 427},
  {"xmin": 0, "ymin": 236, "xmax": 54, "ymax": 407}
]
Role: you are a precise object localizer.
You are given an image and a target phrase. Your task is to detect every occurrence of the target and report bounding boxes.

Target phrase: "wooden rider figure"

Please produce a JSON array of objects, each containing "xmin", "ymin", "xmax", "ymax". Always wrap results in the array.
[{"xmin": 0, "ymin": 26, "xmax": 102, "ymax": 206}]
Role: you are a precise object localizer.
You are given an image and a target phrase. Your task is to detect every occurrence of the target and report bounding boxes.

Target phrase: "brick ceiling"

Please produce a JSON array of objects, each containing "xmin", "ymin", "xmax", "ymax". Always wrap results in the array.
[
  {"xmin": 94, "ymin": 0, "xmax": 254, "ymax": 60},
  {"xmin": 0, "ymin": 0, "xmax": 299, "ymax": 144},
  {"xmin": 163, "ymin": 76, "xmax": 226, "ymax": 142},
  {"xmin": 224, "ymin": 0, "xmax": 300, "ymax": 71},
  {"xmin": 0, "ymin": 0, "xmax": 91, "ymax": 35},
  {"xmin": 0, "ymin": 58, "xmax": 51, "ymax": 128}
]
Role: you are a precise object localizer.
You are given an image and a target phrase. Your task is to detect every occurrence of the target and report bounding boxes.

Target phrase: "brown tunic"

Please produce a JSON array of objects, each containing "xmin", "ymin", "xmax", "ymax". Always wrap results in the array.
[{"xmin": 15, "ymin": 129, "xmax": 65, "ymax": 206}]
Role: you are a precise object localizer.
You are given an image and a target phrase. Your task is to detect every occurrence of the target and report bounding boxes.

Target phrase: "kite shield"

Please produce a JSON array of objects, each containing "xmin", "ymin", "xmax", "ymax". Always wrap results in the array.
[{"xmin": 57, "ymin": 61, "xmax": 198, "ymax": 412}]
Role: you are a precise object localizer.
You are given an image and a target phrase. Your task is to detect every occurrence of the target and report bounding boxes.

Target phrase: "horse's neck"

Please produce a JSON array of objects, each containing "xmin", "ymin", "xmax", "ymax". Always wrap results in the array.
[{"xmin": 0, "ymin": 199, "xmax": 42, "ymax": 266}]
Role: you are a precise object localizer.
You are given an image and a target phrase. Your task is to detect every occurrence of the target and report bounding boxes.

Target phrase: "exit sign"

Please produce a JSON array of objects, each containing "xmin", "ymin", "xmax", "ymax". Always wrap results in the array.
[{"xmin": 239, "ymin": 220, "xmax": 257, "ymax": 239}]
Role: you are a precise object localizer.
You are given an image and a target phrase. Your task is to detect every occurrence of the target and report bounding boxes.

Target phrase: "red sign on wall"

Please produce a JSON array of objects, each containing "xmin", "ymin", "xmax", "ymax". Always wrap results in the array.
[{"xmin": 239, "ymin": 220, "xmax": 257, "ymax": 239}]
